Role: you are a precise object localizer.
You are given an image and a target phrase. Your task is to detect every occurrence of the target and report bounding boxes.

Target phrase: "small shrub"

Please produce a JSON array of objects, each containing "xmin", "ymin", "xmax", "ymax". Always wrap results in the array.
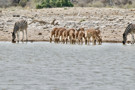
[
  {"xmin": 64, "ymin": 7, "xmax": 67, "ymax": 10},
  {"xmin": 68, "ymin": 1, "xmax": 74, "ymax": 7},
  {"xmin": 80, "ymin": 19, "xmax": 85, "ymax": 22},
  {"xmin": 36, "ymin": 0, "xmax": 73, "ymax": 9},
  {"xmin": 36, "ymin": 4, "xmax": 43, "ymax": 9},
  {"xmin": 56, "ymin": 1, "xmax": 62, "ymax": 7},
  {"xmin": 92, "ymin": 1, "xmax": 104, "ymax": 7}
]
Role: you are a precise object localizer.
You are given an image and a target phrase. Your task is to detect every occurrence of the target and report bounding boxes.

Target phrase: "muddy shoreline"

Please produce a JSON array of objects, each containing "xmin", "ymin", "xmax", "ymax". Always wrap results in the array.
[{"xmin": 0, "ymin": 40, "xmax": 123, "ymax": 44}]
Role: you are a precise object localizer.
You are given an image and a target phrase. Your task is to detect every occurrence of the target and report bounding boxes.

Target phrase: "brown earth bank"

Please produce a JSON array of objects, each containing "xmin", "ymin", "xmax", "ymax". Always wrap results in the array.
[{"xmin": 0, "ymin": 7, "xmax": 135, "ymax": 43}]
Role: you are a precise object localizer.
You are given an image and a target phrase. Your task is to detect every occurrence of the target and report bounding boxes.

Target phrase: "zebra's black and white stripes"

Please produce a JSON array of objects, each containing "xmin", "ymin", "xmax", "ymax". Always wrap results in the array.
[
  {"xmin": 12, "ymin": 20, "xmax": 28, "ymax": 43},
  {"xmin": 123, "ymin": 23, "xmax": 135, "ymax": 44}
]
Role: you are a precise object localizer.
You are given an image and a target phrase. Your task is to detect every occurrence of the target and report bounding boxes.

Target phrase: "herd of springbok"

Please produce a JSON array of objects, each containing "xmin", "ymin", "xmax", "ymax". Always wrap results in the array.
[{"xmin": 50, "ymin": 27, "xmax": 102, "ymax": 45}]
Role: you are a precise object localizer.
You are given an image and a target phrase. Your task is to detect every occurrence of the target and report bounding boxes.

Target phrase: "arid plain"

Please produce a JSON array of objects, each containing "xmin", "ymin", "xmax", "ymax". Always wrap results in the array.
[{"xmin": 0, "ymin": 7, "xmax": 135, "ymax": 42}]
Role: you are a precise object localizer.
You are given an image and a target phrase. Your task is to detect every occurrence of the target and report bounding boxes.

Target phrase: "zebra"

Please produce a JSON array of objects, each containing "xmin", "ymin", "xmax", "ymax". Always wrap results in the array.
[
  {"xmin": 123, "ymin": 23, "xmax": 135, "ymax": 45},
  {"xmin": 12, "ymin": 20, "xmax": 28, "ymax": 43}
]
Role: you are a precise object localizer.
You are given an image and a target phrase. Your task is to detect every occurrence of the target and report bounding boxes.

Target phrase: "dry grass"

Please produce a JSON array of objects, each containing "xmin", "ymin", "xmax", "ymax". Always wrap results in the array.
[
  {"xmin": 89, "ymin": 1, "xmax": 104, "ymax": 7},
  {"xmin": 122, "ymin": 2, "xmax": 135, "ymax": 8}
]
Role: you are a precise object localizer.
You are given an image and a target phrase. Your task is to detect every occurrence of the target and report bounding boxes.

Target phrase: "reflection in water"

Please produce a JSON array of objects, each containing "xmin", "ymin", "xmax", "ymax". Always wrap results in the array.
[{"xmin": 0, "ymin": 42, "xmax": 135, "ymax": 90}]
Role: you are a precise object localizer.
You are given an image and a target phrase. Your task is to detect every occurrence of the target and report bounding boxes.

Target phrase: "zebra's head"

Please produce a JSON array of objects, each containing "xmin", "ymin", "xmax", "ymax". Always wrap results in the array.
[
  {"xmin": 122, "ymin": 23, "xmax": 132, "ymax": 45},
  {"xmin": 122, "ymin": 33, "xmax": 127, "ymax": 45},
  {"xmin": 12, "ymin": 32, "xmax": 16, "ymax": 43}
]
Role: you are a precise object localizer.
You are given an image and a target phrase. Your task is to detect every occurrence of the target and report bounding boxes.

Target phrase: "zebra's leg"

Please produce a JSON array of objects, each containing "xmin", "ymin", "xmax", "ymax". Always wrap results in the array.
[
  {"xmin": 25, "ymin": 29, "xmax": 28, "ymax": 42},
  {"xmin": 22, "ymin": 30, "xmax": 24, "ymax": 42},
  {"xmin": 17, "ymin": 31, "xmax": 20, "ymax": 43},
  {"xmin": 131, "ymin": 34, "xmax": 135, "ymax": 44}
]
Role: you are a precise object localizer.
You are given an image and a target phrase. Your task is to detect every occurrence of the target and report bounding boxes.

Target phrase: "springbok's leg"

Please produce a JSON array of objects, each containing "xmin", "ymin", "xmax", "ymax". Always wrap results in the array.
[
  {"xmin": 89, "ymin": 36, "xmax": 92, "ymax": 45},
  {"xmin": 131, "ymin": 34, "xmax": 135, "ymax": 44},
  {"xmin": 57, "ymin": 35, "xmax": 59, "ymax": 43},
  {"xmin": 71, "ymin": 37, "xmax": 73, "ymax": 44},
  {"xmin": 81, "ymin": 38, "xmax": 83, "ymax": 45},
  {"xmin": 79, "ymin": 38, "xmax": 81, "ymax": 45},
  {"xmin": 92, "ymin": 36, "xmax": 96, "ymax": 45},
  {"xmin": 97, "ymin": 39, "xmax": 100, "ymax": 45},
  {"xmin": 61, "ymin": 36, "xmax": 63, "ymax": 43},
  {"xmin": 54, "ymin": 37, "xmax": 56, "ymax": 43},
  {"xmin": 64, "ymin": 36, "xmax": 66, "ymax": 44},
  {"xmin": 58, "ymin": 36, "xmax": 60, "ymax": 43},
  {"xmin": 66, "ymin": 37, "xmax": 68, "ymax": 44},
  {"xmin": 50, "ymin": 34, "xmax": 52, "ymax": 43},
  {"xmin": 74, "ymin": 39, "xmax": 76, "ymax": 44},
  {"xmin": 59, "ymin": 36, "xmax": 61, "ymax": 43},
  {"xmin": 78, "ymin": 39, "xmax": 80, "ymax": 45},
  {"xmin": 69, "ymin": 36, "xmax": 71, "ymax": 44},
  {"xmin": 78, "ymin": 38, "xmax": 81, "ymax": 45},
  {"xmin": 85, "ymin": 37, "xmax": 87, "ymax": 45},
  {"xmin": 88, "ymin": 37, "xmax": 90, "ymax": 45},
  {"xmin": 97, "ymin": 36, "xmax": 100, "ymax": 45},
  {"xmin": 55, "ymin": 36, "xmax": 58, "ymax": 43},
  {"xmin": 62, "ymin": 38, "xmax": 65, "ymax": 44},
  {"xmin": 50, "ymin": 37, "xmax": 52, "ymax": 43}
]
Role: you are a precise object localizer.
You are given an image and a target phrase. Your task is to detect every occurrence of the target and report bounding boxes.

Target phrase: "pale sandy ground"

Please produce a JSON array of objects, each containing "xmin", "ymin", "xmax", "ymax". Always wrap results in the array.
[{"xmin": 0, "ymin": 7, "xmax": 135, "ymax": 42}]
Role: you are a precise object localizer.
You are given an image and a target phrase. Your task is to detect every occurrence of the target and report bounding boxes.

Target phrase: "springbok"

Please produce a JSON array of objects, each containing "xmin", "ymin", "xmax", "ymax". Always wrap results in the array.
[
  {"xmin": 95, "ymin": 29, "xmax": 102, "ymax": 45},
  {"xmin": 79, "ymin": 31, "xmax": 85, "ymax": 45},
  {"xmin": 50, "ymin": 27, "xmax": 58, "ymax": 43},
  {"xmin": 54, "ymin": 28, "xmax": 61, "ymax": 43},
  {"xmin": 85, "ymin": 29, "xmax": 102, "ymax": 45},
  {"xmin": 12, "ymin": 20, "xmax": 28, "ymax": 43},
  {"xmin": 62, "ymin": 30, "xmax": 67, "ymax": 44},
  {"xmin": 123, "ymin": 23, "xmax": 135, "ymax": 45},
  {"xmin": 69, "ymin": 29, "xmax": 76, "ymax": 44},
  {"xmin": 75, "ymin": 28, "xmax": 85, "ymax": 40},
  {"xmin": 65, "ymin": 29, "xmax": 73, "ymax": 44},
  {"xmin": 58, "ymin": 28, "xmax": 66, "ymax": 43},
  {"xmin": 53, "ymin": 27, "xmax": 65, "ymax": 43}
]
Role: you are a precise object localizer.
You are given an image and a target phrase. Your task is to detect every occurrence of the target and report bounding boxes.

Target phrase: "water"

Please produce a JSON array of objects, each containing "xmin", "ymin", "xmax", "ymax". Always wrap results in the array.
[{"xmin": 0, "ymin": 42, "xmax": 135, "ymax": 90}]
